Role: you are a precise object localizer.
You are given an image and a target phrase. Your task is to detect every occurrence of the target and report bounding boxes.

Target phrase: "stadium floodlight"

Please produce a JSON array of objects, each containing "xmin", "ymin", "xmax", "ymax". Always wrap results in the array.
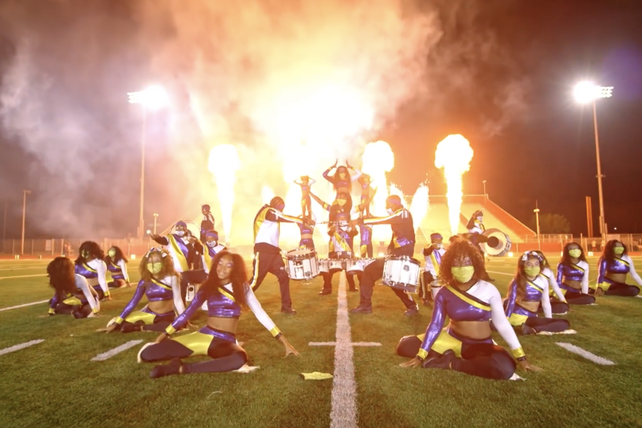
[
  {"xmin": 127, "ymin": 85, "xmax": 168, "ymax": 240},
  {"xmin": 574, "ymin": 81, "xmax": 613, "ymax": 242}
]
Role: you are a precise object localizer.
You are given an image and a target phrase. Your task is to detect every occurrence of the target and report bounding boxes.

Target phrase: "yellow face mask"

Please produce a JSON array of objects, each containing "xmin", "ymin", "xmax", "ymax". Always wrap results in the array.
[
  {"xmin": 524, "ymin": 266, "xmax": 540, "ymax": 278},
  {"xmin": 614, "ymin": 247, "xmax": 624, "ymax": 255},
  {"xmin": 147, "ymin": 262, "xmax": 163, "ymax": 275},
  {"xmin": 451, "ymin": 266, "xmax": 474, "ymax": 283}
]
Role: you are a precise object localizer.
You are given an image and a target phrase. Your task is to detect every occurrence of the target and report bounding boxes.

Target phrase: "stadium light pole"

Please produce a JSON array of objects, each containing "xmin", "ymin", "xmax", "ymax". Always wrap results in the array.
[
  {"xmin": 21, "ymin": 190, "xmax": 31, "ymax": 255},
  {"xmin": 153, "ymin": 213, "xmax": 159, "ymax": 235},
  {"xmin": 127, "ymin": 85, "xmax": 169, "ymax": 240},
  {"xmin": 533, "ymin": 203, "xmax": 541, "ymax": 251},
  {"xmin": 482, "ymin": 180, "xmax": 487, "ymax": 199},
  {"xmin": 573, "ymin": 81, "xmax": 613, "ymax": 243}
]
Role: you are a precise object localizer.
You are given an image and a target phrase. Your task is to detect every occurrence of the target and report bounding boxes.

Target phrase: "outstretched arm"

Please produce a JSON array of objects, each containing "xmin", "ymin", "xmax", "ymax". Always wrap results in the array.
[{"xmin": 309, "ymin": 192, "xmax": 331, "ymax": 212}]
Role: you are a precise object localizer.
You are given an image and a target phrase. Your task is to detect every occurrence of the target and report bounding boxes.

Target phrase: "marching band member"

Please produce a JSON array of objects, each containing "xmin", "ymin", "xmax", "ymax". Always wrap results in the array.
[
  {"xmin": 595, "ymin": 240, "xmax": 642, "ymax": 296},
  {"xmin": 398, "ymin": 239, "xmax": 540, "ymax": 379},
  {"xmin": 419, "ymin": 233, "xmax": 446, "ymax": 306},
  {"xmin": 200, "ymin": 204, "xmax": 216, "ymax": 242},
  {"xmin": 201, "ymin": 230, "xmax": 227, "ymax": 274},
  {"xmin": 139, "ymin": 251, "xmax": 299, "ymax": 378},
  {"xmin": 106, "ymin": 248, "xmax": 185, "ymax": 333},
  {"xmin": 322, "ymin": 160, "xmax": 362, "ymax": 212},
  {"xmin": 105, "ymin": 246, "xmax": 130, "ymax": 288},
  {"xmin": 357, "ymin": 173, "xmax": 377, "ymax": 217},
  {"xmin": 75, "ymin": 241, "xmax": 110, "ymax": 301},
  {"xmin": 47, "ymin": 257, "xmax": 100, "ymax": 318},
  {"xmin": 533, "ymin": 250, "xmax": 569, "ymax": 314},
  {"xmin": 297, "ymin": 214, "xmax": 316, "ymax": 251},
  {"xmin": 347, "ymin": 223, "xmax": 374, "ymax": 290},
  {"xmin": 504, "ymin": 251, "xmax": 572, "ymax": 335},
  {"xmin": 350, "ymin": 195, "xmax": 418, "ymax": 315},
  {"xmin": 294, "ymin": 175, "xmax": 316, "ymax": 218},
  {"xmin": 249, "ymin": 196, "xmax": 306, "ymax": 314},
  {"xmin": 464, "ymin": 211, "xmax": 494, "ymax": 282},
  {"xmin": 556, "ymin": 243, "xmax": 596, "ymax": 304}
]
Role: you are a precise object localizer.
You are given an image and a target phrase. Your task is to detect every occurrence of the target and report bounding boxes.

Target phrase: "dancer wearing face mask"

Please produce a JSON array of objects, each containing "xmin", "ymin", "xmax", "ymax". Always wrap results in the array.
[
  {"xmin": 322, "ymin": 160, "xmax": 362, "ymax": 213},
  {"xmin": 139, "ymin": 251, "xmax": 299, "ymax": 378},
  {"xmin": 200, "ymin": 205, "xmax": 216, "ymax": 243},
  {"xmin": 294, "ymin": 176, "xmax": 316, "ymax": 218},
  {"xmin": 350, "ymin": 195, "xmax": 419, "ymax": 315},
  {"xmin": 356, "ymin": 173, "xmax": 377, "ymax": 217},
  {"xmin": 297, "ymin": 214, "xmax": 316, "ymax": 251},
  {"xmin": 595, "ymin": 240, "xmax": 642, "ymax": 296},
  {"xmin": 75, "ymin": 241, "xmax": 110, "ymax": 301},
  {"xmin": 556, "ymin": 243, "xmax": 596, "ymax": 304},
  {"xmin": 532, "ymin": 250, "xmax": 568, "ymax": 314},
  {"xmin": 419, "ymin": 233, "xmax": 446, "ymax": 306},
  {"xmin": 249, "ymin": 197, "xmax": 307, "ymax": 314},
  {"xmin": 397, "ymin": 239, "xmax": 540, "ymax": 379},
  {"xmin": 47, "ymin": 257, "xmax": 100, "ymax": 318},
  {"xmin": 105, "ymin": 248, "xmax": 185, "ymax": 333},
  {"xmin": 105, "ymin": 246, "xmax": 130, "ymax": 289},
  {"xmin": 504, "ymin": 251, "xmax": 572, "ymax": 335}
]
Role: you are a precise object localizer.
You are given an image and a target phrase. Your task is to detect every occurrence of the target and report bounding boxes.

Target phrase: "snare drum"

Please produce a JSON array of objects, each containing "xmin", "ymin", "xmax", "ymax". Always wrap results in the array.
[
  {"xmin": 318, "ymin": 259, "xmax": 329, "ymax": 274},
  {"xmin": 285, "ymin": 249, "xmax": 319, "ymax": 280},
  {"xmin": 361, "ymin": 258, "xmax": 377, "ymax": 269},
  {"xmin": 382, "ymin": 255, "xmax": 421, "ymax": 293},
  {"xmin": 329, "ymin": 259, "xmax": 344, "ymax": 272},
  {"xmin": 345, "ymin": 258, "xmax": 363, "ymax": 274}
]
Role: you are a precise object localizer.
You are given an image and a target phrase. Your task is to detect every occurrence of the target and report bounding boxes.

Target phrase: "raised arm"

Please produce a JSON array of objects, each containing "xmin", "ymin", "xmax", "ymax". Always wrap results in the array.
[
  {"xmin": 350, "ymin": 169, "xmax": 363, "ymax": 182},
  {"xmin": 309, "ymin": 177, "xmax": 316, "ymax": 185},
  {"xmin": 322, "ymin": 165, "xmax": 336, "ymax": 183}
]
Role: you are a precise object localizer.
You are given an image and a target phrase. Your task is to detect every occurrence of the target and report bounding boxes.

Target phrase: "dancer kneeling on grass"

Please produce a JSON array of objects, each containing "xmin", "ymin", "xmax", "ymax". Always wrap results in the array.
[
  {"xmin": 47, "ymin": 257, "xmax": 100, "ymax": 318},
  {"xmin": 504, "ymin": 251, "xmax": 571, "ymax": 335},
  {"xmin": 595, "ymin": 240, "xmax": 642, "ymax": 296},
  {"xmin": 556, "ymin": 243, "xmax": 596, "ymax": 304},
  {"xmin": 398, "ymin": 239, "xmax": 540, "ymax": 379},
  {"xmin": 533, "ymin": 250, "xmax": 569, "ymax": 314},
  {"xmin": 139, "ymin": 251, "xmax": 299, "ymax": 378},
  {"xmin": 105, "ymin": 246, "xmax": 130, "ymax": 289},
  {"xmin": 75, "ymin": 241, "xmax": 110, "ymax": 300},
  {"xmin": 105, "ymin": 248, "xmax": 185, "ymax": 333}
]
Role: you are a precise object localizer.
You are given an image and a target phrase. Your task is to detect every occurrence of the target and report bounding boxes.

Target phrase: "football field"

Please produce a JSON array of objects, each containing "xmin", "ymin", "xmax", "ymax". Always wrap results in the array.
[{"xmin": 1, "ymin": 256, "xmax": 641, "ymax": 428}]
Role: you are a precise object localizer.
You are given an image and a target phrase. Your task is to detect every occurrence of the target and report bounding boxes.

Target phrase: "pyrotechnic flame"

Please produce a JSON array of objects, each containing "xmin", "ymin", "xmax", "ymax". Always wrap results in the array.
[
  {"xmin": 434, "ymin": 135, "xmax": 474, "ymax": 235},
  {"xmin": 261, "ymin": 185, "xmax": 275, "ymax": 204},
  {"xmin": 410, "ymin": 183, "xmax": 430, "ymax": 231},
  {"xmin": 361, "ymin": 141, "xmax": 395, "ymax": 216},
  {"xmin": 208, "ymin": 144, "xmax": 241, "ymax": 238}
]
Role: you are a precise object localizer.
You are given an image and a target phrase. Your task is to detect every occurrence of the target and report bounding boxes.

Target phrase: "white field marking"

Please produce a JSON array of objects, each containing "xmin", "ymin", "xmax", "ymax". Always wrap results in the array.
[
  {"xmin": 91, "ymin": 340, "xmax": 143, "ymax": 361},
  {"xmin": 330, "ymin": 272, "xmax": 358, "ymax": 428},
  {"xmin": 0, "ymin": 274, "xmax": 47, "ymax": 280},
  {"xmin": 556, "ymin": 342, "xmax": 616, "ymax": 366},
  {"xmin": 0, "ymin": 339, "xmax": 45, "ymax": 356},
  {"xmin": 0, "ymin": 300, "xmax": 49, "ymax": 312},
  {"xmin": 309, "ymin": 342, "xmax": 381, "ymax": 347}
]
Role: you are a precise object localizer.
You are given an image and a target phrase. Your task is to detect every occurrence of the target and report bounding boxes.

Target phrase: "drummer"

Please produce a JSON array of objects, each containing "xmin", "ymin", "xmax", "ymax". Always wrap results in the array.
[
  {"xmin": 350, "ymin": 195, "xmax": 419, "ymax": 316},
  {"xmin": 347, "ymin": 223, "xmax": 373, "ymax": 290}
]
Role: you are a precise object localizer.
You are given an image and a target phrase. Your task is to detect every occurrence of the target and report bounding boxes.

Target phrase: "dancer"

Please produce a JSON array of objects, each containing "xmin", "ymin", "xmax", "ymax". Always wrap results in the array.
[
  {"xmin": 556, "ymin": 243, "xmax": 596, "ymax": 304},
  {"xmin": 105, "ymin": 246, "xmax": 130, "ymax": 289},
  {"xmin": 595, "ymin": 240, "xmax": 642, "ymax": 296},
  {"xmin": 294, "ymin": 175, "xmax": 316, "ymax": 218},
  {"xmin": 322, "ymin": 160, "xmax": 362, "ymax": 212},
  {"xmin": 106, "ymin": 248, "xmax": 185, "ymax": 333},
  {"xmin": 398, "ymin": 239, "xmax": 540, "ymax": 379},
  {"xmin": 200, "ymin": 205, "xmax": 216, "ymax": 242},
  {"xmin": 75, "ymin": 241, "xmax": 110, "ymax": 300},
  {"xmin": 297, "ymin": 214, "xmax": 316, "ymax": 251},
  {"xmin": 47, "ymin": 257, "xmax": 100, "ymax": 318},
  {"xmin": 319, "ymin": 212, "xmax": 359, "ymax": 295},
  {"xmin": 350, "ymin": 195, "xmax": 418, "ymax": 315},
  {"xmin": 139, "ymin": 251, "xmax": 299, "ymax": 378},
  {"xmin": 533, "ymin": 250, "xmax": 569, "ymax": 314},
  {"xmin": 357, "ymin": 173, "xmax": 377, "ymax": 217},
  {"xmin": 418, "ymin": 233, "xmax": 446, "ymax": 306},
  {"xmin": 249, "ymin": 196, "xmax": 307, "ymax": 314},
  {"xmin": 504, "ymin": 251, "xmax": 572, "ymax": 335}
]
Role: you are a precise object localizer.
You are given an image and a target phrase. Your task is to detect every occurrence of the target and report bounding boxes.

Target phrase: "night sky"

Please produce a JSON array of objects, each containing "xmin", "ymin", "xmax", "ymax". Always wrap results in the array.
[{"xmin": 1, "ymin": 0, "xmax": 641, "ymax": 240}]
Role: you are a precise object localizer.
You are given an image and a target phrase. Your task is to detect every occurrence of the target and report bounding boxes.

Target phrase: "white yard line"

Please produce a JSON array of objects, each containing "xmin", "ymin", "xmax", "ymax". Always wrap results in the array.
[
  {"xmin": 0, "ymin": 274, "xmax": 47, "ymax": 280},
  {"xmin": 0, "ymin": 339, "xmax": 45, "ymax": 356},
  {"xmin": 91, "ymin": 340, "xmax": 143, "ymax": 361},
  {"xmin": 556, "ymin": 342, "xmax": 616, "ymax": 365},
  {"xmin": 330, "ymin": 272, "xmax": 358, "ymax": 428},
  {"xmin": 0, "ymin": 300, "xmax": 49, "ymax": 312}
]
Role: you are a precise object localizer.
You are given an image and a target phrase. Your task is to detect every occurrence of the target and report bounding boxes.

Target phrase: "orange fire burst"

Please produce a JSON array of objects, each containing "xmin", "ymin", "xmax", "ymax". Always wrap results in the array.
[{"xmin": 208, "ymin": 144, "xmax": 241, "ymax": 239}]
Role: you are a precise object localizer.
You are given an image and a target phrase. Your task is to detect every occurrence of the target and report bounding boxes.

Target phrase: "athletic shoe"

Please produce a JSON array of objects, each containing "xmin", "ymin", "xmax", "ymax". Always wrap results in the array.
[
  {"xmin": 281, "ymin": 307, "xmax": 297, "ymax": 315},
  {"xmin": 318, "ymin": 288, "xmax": 332, "ymax": 295},
  {"xmin": 404, "ymin": 305, "xmax": 419, "ymax": 316},
  {"xmin": 349, "ymin": 305, "xmax": 372, "ymax": 314}
]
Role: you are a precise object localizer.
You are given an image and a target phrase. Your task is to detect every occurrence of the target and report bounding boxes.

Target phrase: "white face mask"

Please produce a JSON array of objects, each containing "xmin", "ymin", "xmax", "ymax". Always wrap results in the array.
[
  {"xmin": 476, "ymin": 217, "xmax": 483, "ymax": 222},
  {"xmin": 175, "ymin": 230, "xmax": 185, "ymax": 237},
  {"xmin": 435, "ymin": 243, "xmax": 443, "ymax": 249},
  {"xmin": 386, "ymin": 208, "xmax": 394, "ymax": 215},
  {"xmin": 206, "ymin": 241, "xmax": 217, "ymax": 248}
]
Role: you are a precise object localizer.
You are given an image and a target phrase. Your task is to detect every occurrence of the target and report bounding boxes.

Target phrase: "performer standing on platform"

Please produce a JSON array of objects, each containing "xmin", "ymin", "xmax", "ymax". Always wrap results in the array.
[
  {"xmin": 419, "ymin": 233, "xmax": 446, "ymax": 306},
  {"xmin": 249, "ymin": 196, "xmax": 306, "ymax": 314},
  {"xmin": 48, "ymin": 257, "xmax": 100, "ymax": 318},
  {"xmin": 294, "ymin": 176, "xmax": 316, "ymax": 218},
  {"xmin": 357, "ymin": 174, "xmax": 377, "ymax": 217},
  {"xmin": 75, "ymin": 241, "xmax": 110, "ymax": 301},
  {"xmin": 105, "ymin": 246, "xmax": 130, "ymax": 289},
  {"xmin": 200, "ymin": 205, "xmax": 216, "ymax": 243},
  {"xmin": 350, "ymin": 195, "xmax": 418, "ymax": 316},
  {"xmin": 556, "ymin": 243, "xmax": 596, "ymax": 304},
  {"xmin": 322, "ymin": 160, "xmax": 362, "ymax": 212},
  {"xmin": 595, "ymin": 240, "xmax": 642, "ymax": 296},
  {"xmin": 297, "ymin": 214, "xmax": 316, "ymax": 251}
]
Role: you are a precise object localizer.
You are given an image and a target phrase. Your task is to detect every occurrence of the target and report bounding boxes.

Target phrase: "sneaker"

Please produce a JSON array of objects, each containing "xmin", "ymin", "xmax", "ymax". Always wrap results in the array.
[
  {"xmin": 521, "ymin": 324, "xmax": 537, "ymax": 335},
  {"xmin": 150, "ymin": 358, "xmax": 183, "ymax": 379},
  {"xmin": 348, "ymin": 287, "xmax": 359, "ymax": 292},
  {"xmin": 404, "ymin": 305, "xmax": 419, "ymax": 316},
  {"xmin": 281, "ymin": 307, "xmax": 297, "ymax": 315},
  {"xmin": 349, "ymin": 305, "xmax": 372, "ymax": 314},
  {"xmin": 422, "ymin": 350, "xmax": 455, "ymax": 369},
  {"xmin": 318, "ymin": 288, "xmax": 332, "ymax": 295}
]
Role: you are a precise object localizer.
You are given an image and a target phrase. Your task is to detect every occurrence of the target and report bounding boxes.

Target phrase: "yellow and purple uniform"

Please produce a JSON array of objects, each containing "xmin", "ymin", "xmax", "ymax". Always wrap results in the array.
[
  {"xmin": 596, "ymin": 255, "xmax": 642, "ymax": 296},
  {"xmin": 75, "ymin": 259, "xmax": 109, "ymax": 299},
  {"xmin": 49, "ymin": 274, "xmax": 100, "ymax": 317},
  {"xmin": 113, "ymin": 276, "xmax": 184, "ymax": 329}
]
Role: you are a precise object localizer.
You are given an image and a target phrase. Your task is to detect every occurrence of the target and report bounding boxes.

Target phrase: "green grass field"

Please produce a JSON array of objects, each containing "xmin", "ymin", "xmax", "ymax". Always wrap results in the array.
[{"xmin": 1, "ymin": 256, "xmax": 642, "ymax": 428}]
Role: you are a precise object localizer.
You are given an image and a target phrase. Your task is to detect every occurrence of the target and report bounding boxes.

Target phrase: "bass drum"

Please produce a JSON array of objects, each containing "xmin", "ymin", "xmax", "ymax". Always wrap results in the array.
[{"xmin": 482, "ymin": 228, "xmax": 512, "ymax": 257}]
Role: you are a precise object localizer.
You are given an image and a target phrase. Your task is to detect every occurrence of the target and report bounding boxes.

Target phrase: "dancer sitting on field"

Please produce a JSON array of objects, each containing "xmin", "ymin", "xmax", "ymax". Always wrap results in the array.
[
  {"xmin": 75, "ymin": 241, "xmax": 110, "ymax": 300},
  {"xmin": 105, "ymin": 248, "xmax": 185, "ymax": 333},
  {"xmin": 397, "ymin": 239, "xmax": 540, "ymax": 380},
  {"xmin": 138, "ymin": 251, "xmax": 299, "ymax": 378},
  {"xmin": 532, "ymin": 250, "xmax": 568, "ymax": 314},
  {"xmin": 504, "ymin": 251, "xmax": 572, "ymax": 335},
  {"xmin": 105, "ymin": 246, "xmax": 130, "ymax": 288},
  {"xmin": 47, "ymin": 257, "xmax": 100, "ymax": 318},
  {"xmin": 595, "ymin": 240, "xmax": 642, "ymax": 296},
  {"xmin": 556, "ymin": 243, "xmax": 596, "ymax": 304}
]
